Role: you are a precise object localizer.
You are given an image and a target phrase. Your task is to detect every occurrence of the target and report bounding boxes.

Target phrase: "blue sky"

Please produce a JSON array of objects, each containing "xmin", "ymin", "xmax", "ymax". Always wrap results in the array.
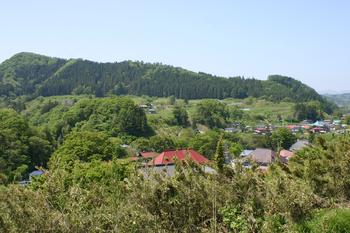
[{"xmin": 0, "ymin": 0, "xmax": 349, "ymax": 92}]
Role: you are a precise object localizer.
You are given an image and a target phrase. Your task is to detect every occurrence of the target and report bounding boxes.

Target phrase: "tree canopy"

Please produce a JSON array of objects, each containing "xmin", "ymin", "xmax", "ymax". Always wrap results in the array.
[
  {"xmin": 193, "ymin": 100, "xmax": 230, "ymax": 128},
  {"xmin": 0, "ymin": 109, "xmax": 53, "ymax": 183}
]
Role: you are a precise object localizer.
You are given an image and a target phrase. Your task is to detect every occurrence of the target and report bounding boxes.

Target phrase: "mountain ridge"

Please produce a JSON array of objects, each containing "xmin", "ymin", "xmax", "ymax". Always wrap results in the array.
[
  {"xmin": 324, "ymin": 93, "xmax": 350, "ymax": 107},
  {"xmin": 0, "ymin": 52, "xmax": 326, "ymax": 103}
]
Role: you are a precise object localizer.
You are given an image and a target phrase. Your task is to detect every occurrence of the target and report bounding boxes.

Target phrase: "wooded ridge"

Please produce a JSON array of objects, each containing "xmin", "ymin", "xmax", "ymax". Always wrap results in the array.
[{"xmin": 0, "ymin": 52, "xmax": 325, "ymax": 102}]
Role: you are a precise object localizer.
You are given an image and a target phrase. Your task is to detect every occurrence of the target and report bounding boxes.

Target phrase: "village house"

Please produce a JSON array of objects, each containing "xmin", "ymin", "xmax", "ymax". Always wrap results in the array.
[
  {"xmin": 148, "ymin": 149, "xmax": 209, "ymax": 166},
  {"xmin": 279, "ymin": 149, "xmax": 294, "ymax": 163},
  {"xmin": 290, "ymin": 140, "xmax": 310, "ymax": 152},
  {"xmin": 249, "ymin": 148, "xmax": 276, "ymax": 166},
  {"xmin": 254, "ymin": 127, "xmax": 270, "ymax": 135},
  {"xmin": 310, "ymin": 121, "xmax": 330, "ymax": 133},
  {"xmin": 233, "ymin": 148, "xmax": 276, "ymax": 170},
  {"xmin": 131, "ymin": 151, "xmax": 159, "ymax": 164},
  {"xmin": 333, "ymin": 120, "xmax": 342, "ymax": 125},
  {"xmin": 137, "ymin": 151, "xmax": 159, "ymax": 159},
  {"xmin": 19, "ymin": 170, "xmax": 45, "ymax": 186},
  {"xmin": 224, "ymin": 127, "xmax": 240, "ymax": 133},
  {"xmin": 142, "ymin": 149, "xmax": 215, "ymax": 176},
  {"xmin": 138, "ymin": 104, "xmax": 157, "ymax": 114},
  {"xmin": 225, "ymin": 122, "xmax": 244, "ymax": 133},
  {"xmin": 240, "ymin": 150, "xmax": 254, "ymax": 157},
  {"xmin": 29, "ymin": 170, "xmax": 44, "ymax": 179},
  {"xmin": 287, "ymin": 125, "xmax": 303, "ymax": 134}
]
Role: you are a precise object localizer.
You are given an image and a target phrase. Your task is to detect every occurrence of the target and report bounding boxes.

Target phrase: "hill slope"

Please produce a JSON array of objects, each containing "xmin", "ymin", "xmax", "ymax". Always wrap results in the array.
[
  {"xmin": 0, "ymin": 52, "xmax": 324, "ymax": 102},
  {"xmin": 324, "ymin": 93, "xmax": 350, "ymax": 107}
]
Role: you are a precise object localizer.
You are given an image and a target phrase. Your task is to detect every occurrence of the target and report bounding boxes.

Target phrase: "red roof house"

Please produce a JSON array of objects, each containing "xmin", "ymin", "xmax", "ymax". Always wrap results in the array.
[
  {"xmin": 148, "ymin": 149, "xmax": 209, "ymax": 166},
  {"xmin": 279, "ymin": 150, "xmax": 294, "ymax": 163},
  {"xmin": 131, "ymin": 151, "xmax": 159, "ymax": 161},
  {"xmin": 139, "ymin": 151, "xmax": 159, "ymax": 159},
  {"xmin": 287, "ymin": 125, "xmax": 297, "ymax": 130}
]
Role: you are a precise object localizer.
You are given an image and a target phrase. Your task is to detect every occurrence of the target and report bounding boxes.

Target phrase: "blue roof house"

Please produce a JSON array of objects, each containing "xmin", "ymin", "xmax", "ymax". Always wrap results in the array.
[
  {"xmin": 29, "ymin": 170, "xmax": 44, "ymax": 181},
  {"xmin": 310, "ymin": 121, "xmax": 325, "ymax": 127}
]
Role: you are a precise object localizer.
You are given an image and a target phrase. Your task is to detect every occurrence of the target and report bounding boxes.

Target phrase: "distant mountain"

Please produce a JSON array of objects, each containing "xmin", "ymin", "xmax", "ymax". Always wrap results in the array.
[
  {"xmin": 0, "ymin": 52, "xmax": 326, "ymax": 103},
  {"xmin": 324, "ymin": 93, "xmax": 350, "ymax": 107},
  {"xmin": 320, "ymin": 90, "xmax": 350, "ymax": 95}
]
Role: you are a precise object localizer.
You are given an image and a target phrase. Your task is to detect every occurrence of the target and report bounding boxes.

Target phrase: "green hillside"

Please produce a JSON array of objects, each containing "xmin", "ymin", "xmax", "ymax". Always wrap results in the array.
[
  {"xmin": 0, "ymin": 52, "xmax": 326, "ymax": 103},
  {"xmin": 324, "ymin": 93, "xmax": 350, "ymax": 108}
]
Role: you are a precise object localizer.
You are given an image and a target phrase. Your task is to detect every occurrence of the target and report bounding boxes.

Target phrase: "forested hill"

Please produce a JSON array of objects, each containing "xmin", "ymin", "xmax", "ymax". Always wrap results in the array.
[{"xmin": 0, "ymin": 52, "xmax": 324, "ymax": 102}]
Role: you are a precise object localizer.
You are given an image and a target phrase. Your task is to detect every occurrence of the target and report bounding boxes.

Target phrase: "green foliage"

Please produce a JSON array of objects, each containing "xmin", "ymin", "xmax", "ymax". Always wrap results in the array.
[
  {"xmin": 0, "ymin": 185, "xmax": 60, "ymax": 232},
  {"xmin": 193, "ymin": 100, "xmax": 229, "ymax": 128},
  {"xmin": 289, "ymin": 134, "xmax": 350, "ymax": 200},
  {"xmin": 229, "ymin": 106, "xmax": 245, "ymax": 120},
  {"xmin": 241, "ymin": 133, "xmax": 272, "ymax": 149},
  {"xmin": 294, "ymin": 101, "xmax": 323, "ymax": 121},
  {"xmin": 49, "ymin": 97, "xmax": 151, "ymax": 138},
  {"xmin": 40, "ymin": 100, "xmax": 59, "ymax": 114},
  {"xmin": 72, "ymin": 85, "xmax": 93, "ymax": 95},
  {"xmin": 172, "ymin": 105, "xmax": 189, "ymax": 127},
  {"xmin": 168, "ymin": 95, "xmax": 176, "ymax": 105},
  {"xmin": 148, "ymin": 135, "xmax": 176, "ymax": 152},
  {"xmin": 114, "ymin": 145, "xmax": 128, "ymax": 158},
  {"xmin": 214, "ymin": 137, "xmax": 225, "ymax": 171},
  {"xmin": 221, "ymin": 206, "xmax": 249, "ymax": 232},
  {"xmin": 271, "ymin": 127, "xmax": 297, "ymax": 151},
  {"xmin": 189, "ymin": 130, "xmax": 221, "ymax": 158},
  {"xmin": 0, "ymin": 109, "xmax": 52, "ymax": 183},
  {"xmin": 131, "ymin": 135, "xmax": 176, "ymax": 153},
  {"xmin": 267, "ymin": 75, "xmax": 323, "ymax": 102},
  {"xmin": 0, "ymin": 53, "xmax": 332, "ymax": 106},
  {"xmin": 343, "ymin": 115, "xmax": 350, "ymax": 125},
  {"xmin": 69, "ymin": 159, "xmax": 131, "ymax": 189},
  {"xmin": 0, "ymin": 73, "xmax": 346, "ymax": 232},
  {"xmin": 300, "ymin": 208, "xmax": 350, "ymax": 233},
  {"xmin": 0, "ymin": 147, "xmax": 348, "ymax": 232},
  {"xmin": 0, "ymin": 159, "xmax": 132, "ymax": 232},
  {"xmin": 49, "ymin": 131, "xmax": 117, "ymax": 169},
  {"xmin": 27, "ymin": 135, "xmax": 54, "ymax": 167},
  {"xmin": 229, "ymin": 142, "xmax": 244, "ymax": 158},
  {"xmin": 0, "ymin": 52, "xmax": 66, "ymax": 96}
]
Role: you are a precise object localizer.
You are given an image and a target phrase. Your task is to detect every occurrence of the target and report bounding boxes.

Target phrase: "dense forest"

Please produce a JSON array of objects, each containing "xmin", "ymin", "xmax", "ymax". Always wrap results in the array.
[{"xmin": 0, "ymin": 52, "xmax": 328, "ymax": 103}]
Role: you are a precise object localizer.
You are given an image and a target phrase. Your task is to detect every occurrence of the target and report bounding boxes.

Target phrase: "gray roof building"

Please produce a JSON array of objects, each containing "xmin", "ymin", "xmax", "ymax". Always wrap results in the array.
[
  {"xmin": 250, "ymin": 148, "xmax": 275, "ymax": 165},
  {"xmin": 290, "ymin": 140, "xmax": 310, "ymax": 152}
]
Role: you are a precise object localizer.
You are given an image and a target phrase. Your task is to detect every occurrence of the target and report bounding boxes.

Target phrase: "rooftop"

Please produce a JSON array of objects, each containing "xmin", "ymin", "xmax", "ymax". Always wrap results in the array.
[{"xmin": 148, "ymin": 149, "xmax": 209, "ymax": 166}]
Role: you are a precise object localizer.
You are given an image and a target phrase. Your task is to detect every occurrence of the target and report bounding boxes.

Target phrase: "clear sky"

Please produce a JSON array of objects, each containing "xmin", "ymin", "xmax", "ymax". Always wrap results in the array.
[{"xmin": 1, "ymin": 0, "xmax": 349, "ymax": 92}]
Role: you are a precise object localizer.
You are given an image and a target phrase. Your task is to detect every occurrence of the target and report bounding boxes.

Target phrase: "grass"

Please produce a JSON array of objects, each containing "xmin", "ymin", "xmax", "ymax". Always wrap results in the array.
[{"xmin": 297, "ymin": 208, "xmax": 350, "ymax": 233}]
